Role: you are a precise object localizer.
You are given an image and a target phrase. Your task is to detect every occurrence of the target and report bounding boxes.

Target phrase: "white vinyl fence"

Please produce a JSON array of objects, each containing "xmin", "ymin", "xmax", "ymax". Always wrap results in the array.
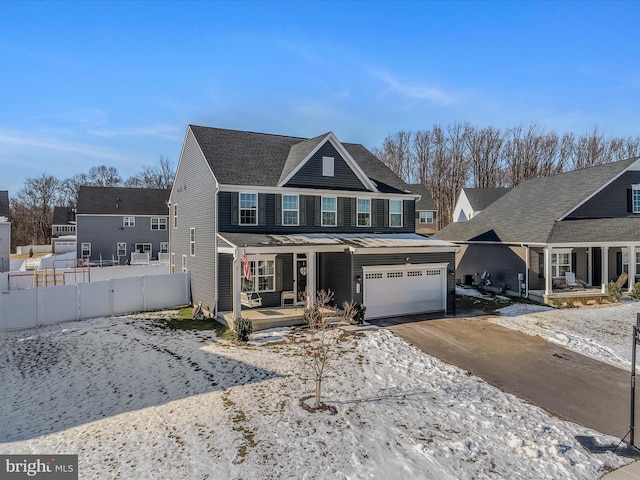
[{"xmin": 0, "ymin": 272, "xmax": 190, "ymax": 331}]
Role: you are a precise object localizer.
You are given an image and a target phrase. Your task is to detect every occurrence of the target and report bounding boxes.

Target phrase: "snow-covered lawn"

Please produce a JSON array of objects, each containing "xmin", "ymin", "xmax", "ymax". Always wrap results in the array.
[{"xmin": 0, "ymin": 313, "xmax": 630, "ymax": 479}]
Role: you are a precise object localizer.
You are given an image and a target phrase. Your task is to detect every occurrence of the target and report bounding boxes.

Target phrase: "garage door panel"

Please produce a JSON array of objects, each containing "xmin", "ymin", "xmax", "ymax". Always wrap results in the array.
[{"xmin": 364, "ymin": 264, "xmax": 446, "ymax": 319}]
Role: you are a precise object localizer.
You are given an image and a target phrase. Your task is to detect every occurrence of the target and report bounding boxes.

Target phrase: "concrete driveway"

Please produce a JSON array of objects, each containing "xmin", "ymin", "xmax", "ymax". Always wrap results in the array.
[{"xmin": 373, "ymin": 315, "xmax": 638, "ymax": 439}]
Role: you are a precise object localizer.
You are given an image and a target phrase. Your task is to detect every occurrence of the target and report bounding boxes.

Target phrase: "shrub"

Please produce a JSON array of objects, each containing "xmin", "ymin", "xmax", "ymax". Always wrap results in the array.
[
  {"xmin": 233, "ymin": 318, "xmax": 253, "ymax": 342},
  {"xmin": 631, "ymin": 282, "xmax": 640, "ymax": 301},
  {"xmin": 606, "ymin": 281, "xmax": 623, "ymax": 303},
  {"xmin": 579, "ymin": 297, "xmax": 589, "ymax": 306},
  {"xmin": 551, "ymin": 298, "xmax": 563, "ymax": 308},
  {"xmin": 565, "ymin": 298, "xmax": 575, "ymax": 308},
  {"xmin": 595, "ymin": 296, "xmax": 604, "ymax": 305}
]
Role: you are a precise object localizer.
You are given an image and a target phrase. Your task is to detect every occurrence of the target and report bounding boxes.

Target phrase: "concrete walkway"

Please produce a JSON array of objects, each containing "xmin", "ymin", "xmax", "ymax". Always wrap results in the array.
[{"xmin": 370, "ymin": 315, "xmax": 640, "ymax": 478}]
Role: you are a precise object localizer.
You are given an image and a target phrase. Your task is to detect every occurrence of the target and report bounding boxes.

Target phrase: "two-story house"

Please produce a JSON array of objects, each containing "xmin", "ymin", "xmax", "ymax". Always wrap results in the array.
[
  {"xmin": 51, "ymin": 206, "xmax": 76, "ymax": 254},
  {"xmin": 410, "ymin": 184, "xmax": 438, "ymax": 236},
  {"xmin": 0, "ymin": 191, "xmax": 10, "ymax": 272},
  {"xmin": 452, "ymin": 187, "xmax": 510, "ymax": 223},
  {"xmin": 76, "ymin": 186, "xmax": 170, "ymax": 265},
  {"xmin": 169, "ymin": 125, "xmax": 458, "ymax": 323},
  {"xmin": 437, "ymin": 157, "xmax": 640, "ymax": 304}
]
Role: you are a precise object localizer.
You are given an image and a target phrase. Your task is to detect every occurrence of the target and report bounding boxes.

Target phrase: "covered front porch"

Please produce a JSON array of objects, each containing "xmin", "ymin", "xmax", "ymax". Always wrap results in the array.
[{"xmin": 527, "ymin": 242, "xmax": 640, "ymax": 304}]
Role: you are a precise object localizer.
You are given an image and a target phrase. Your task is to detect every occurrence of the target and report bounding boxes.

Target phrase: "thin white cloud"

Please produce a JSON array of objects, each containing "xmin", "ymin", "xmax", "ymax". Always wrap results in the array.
[
  {"xmin": 0, "ymin": 129, "xmax": 133, "ymax": 163},
  {"xmin": 370, "ymin": 68, "xmax": 458, "ymax": 106},
  {"xmin": 87, "ymin": 124, "xmax": 183, "ymax": 141}
]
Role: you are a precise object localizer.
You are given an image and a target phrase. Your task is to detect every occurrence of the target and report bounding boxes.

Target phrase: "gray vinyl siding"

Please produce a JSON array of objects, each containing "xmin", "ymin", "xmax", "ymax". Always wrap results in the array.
[
  {"xmin": 76, "ymin": 215, "xmax": 168, "ymax": 261},
  {"xmin": 219, "ymin": 191, "xmax": 415, "ymax": 234},
  {"xmin": 456, "ymin": 244, "xmax": 526, "ymax": 293},
  {"xmin": 285, "ymin": 142, "xmax": 368, "ymax": 191},
  {"xmin": 318, "ymin": 252, "xmax": 353, "ymax": 308},
  {"xmin": 217, "ymin": 253, "xmax": 294, "ymax": 312},
  {"xmin": 0, "ymin": 223, "xmax": 9, "ymax": 273},
  {"xmin": 568, "ymin": 171, "xmax": 640, "ymax": 219},
  {"xmin": 170, "ymin": 128, "xmax": 218, "ymax": 314},
  {"xmin": 353, "ymin": 252, "xmax": 456, "ymax": 313}
]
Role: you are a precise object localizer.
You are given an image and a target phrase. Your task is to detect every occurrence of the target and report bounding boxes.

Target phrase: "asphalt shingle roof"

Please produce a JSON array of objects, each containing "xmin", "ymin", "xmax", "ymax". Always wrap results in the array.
[
  {"xmin": 53, "ymin": 206, "xmax": 76, "ymax": 225},
  {"xmin": 436, "ymin": 158, "xmax": 639, "ymax": 244},
  {"xmin": 410, "ymin": 184, "xmax": 437, "ymax": 210},
  {"xmin": 463, "ymin": 188, "xmax": 511, "ymax": 211},
  {"xmin": 76, "ymin": 187, "xmax": 170, "ymax": 215},
  {"xmin": 189, "ymin": 125, "xmax": 411, "ymax": 194}
]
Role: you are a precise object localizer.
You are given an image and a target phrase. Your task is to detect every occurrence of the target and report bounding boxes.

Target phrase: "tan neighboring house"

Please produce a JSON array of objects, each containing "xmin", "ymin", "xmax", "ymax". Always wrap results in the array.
[{"xmin": 410, "ymin": 184, "xmax": 438, "ymax": 236}]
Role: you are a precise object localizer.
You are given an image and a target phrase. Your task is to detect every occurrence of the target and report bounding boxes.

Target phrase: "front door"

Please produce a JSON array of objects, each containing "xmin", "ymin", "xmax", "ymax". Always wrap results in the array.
[{"xmin": 295, "ymin": 254, "xmax": 307, "ymax": 305}]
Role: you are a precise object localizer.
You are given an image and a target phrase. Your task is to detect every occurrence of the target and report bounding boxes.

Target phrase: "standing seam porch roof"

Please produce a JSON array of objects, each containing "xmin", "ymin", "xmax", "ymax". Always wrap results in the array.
[{"xmin": 436, "ymin": 158, "xmax": 639, "ymax": 244}]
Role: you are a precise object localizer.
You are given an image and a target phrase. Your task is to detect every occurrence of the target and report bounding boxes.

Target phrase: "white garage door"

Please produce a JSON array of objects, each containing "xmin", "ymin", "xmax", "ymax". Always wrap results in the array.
[{"xmin": 363, "ymin": 263, "xmax": 447, "ymax": 319}]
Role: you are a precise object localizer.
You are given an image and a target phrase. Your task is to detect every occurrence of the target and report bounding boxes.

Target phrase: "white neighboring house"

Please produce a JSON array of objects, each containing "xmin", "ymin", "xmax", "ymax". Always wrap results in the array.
[
  {"xmin": 452, "ymin": 187, "xmax": 511, "ymax": 223},
  {"xmin": 0, "ymin": 191, "xmax": 10, "ymax": 273}
]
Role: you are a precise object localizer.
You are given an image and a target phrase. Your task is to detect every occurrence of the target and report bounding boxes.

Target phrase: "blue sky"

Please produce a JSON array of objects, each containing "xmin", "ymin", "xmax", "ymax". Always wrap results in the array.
[{"xmin": 1, "ymin": 1, "xmax": 639, "ymax": 197}]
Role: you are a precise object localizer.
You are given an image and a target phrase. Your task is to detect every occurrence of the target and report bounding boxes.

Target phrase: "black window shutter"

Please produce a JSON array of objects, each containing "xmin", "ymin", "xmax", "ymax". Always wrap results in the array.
[
  {"xmin": 383, "ymin": 200, "xmax": 389, "ymax": 227},
  {"xmin": 231, "ymin": 193, "xmax": 238, "ymax": 226},
  {"xmin": 538, "ymin": 252, "xmax": 544, "ymax": 278},
  {"xmin": 617, "ymin": 251, "xmax": 623, "ymax": 276},
  {"xmin": 258, "ymin": 193, "xmax": 266, "ymax": 226},
  {"xmin": 315, "ymin": 196, "xmax": 321, "ymax": 225},
  {"xmin": 337, "ymin": 197, "xmax": 344, "ymax": 226},
  {"xmin": 628, "ymin": 189, "xmax": 633, "ymax": 212},
  {"xmin": 571, "ymin": 252, "xmax": 577, "ymax": 273},
  {"xmin": 275, "ymin": 194, "xmax": 282, "ymax": 226},
  {"xmin": 351, "ymin": 198, "xmax": 356, "ymax": 226},
  {"xmin": 299, "ymin": 195, "xmax": 306, "ymax": 225},
  {"xmin": 276, "ymin": 258, "xmax": 283, "ymax": 290},
  {"xmin": 371, "ymin": 199, "xmax": 377, "ymax": 227}
]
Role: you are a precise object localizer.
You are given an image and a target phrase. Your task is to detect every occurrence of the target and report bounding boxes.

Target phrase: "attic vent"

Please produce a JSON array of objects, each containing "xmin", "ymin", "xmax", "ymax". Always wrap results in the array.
[{"xmin": 322, "ymin": 156, "xmax": 334, "ymax": 177}]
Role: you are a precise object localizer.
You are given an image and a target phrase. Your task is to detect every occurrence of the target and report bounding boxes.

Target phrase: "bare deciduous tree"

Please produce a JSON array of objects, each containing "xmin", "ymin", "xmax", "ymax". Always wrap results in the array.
[{"xmin": 11, "ymin": 174, "xmax": 60, "ymax": 247}]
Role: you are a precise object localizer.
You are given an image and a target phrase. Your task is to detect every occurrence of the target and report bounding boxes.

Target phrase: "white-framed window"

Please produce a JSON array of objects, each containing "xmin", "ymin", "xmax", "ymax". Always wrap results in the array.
[
  {"xmin": 160, "ymin": 242, "xmax": 169, "ymax": 253},
  {"xmin": 123, "ymin": 217, "xmax": 135, "ymax": 227},
  {"xmin": 117, "ymin": 242, "xmax": 126, "ymax": 257},
  {"xmin": 173, "ymin": 204, "xmax": 178, "ymax": 229},
  {"xmin": 151, "ymin": 217, "xmax": 167, "ymax": 230},
  {"xmin": 389, "ymin": 199, "xmax": 403, "ymax": 227},
  {"xmin": 636, "ymin": 252, "xmax": 640, "ymax": 279},
  {"xmin": 633, "ymin": 185, "xmax": 640, "ymax": 213},
  {"xmin": 171, "ymin": 253, "xmax": 175, "ymax": 273},
  {"xmin": 551, "ymin": 249, "xmax": 572, "ymax": 277},
  {"xmin": 282, "ymin": 194, "xmax": 299, "ymax": 226},
  {"xmin": 182, "ymin": 254, "xmax": 187, "ymax": 272},
  {"xmin": 322, "ymin": 156, "xmax": 334, "ymax": 177},
  {"xmin": 357, "ymin": 198, "xmax": 371, "ymax": 227},
  {"xmin": 81, "ymin": 243, "xmax": 91, "ymax": 257},
  {"xmin": 419, "ymin": 211, "xmax": 435, "ymax": 224},
  {"xmin": 135, "ymin": 243, "xmax": 152, "ymax": 255},
  {"xmin": 240, "ymin": 192, "xmax": 258, "ymax": 225},
  {"xmin": 322, "ymin": 196, "xmax": 337, "ymax": 226},
  {"xmin": 190, "ymin": 227, "xmax": 196, "ymax": 256},
  {"xmin": 243, "ymin": 256, "xmax": 276, "ymax": 292}
]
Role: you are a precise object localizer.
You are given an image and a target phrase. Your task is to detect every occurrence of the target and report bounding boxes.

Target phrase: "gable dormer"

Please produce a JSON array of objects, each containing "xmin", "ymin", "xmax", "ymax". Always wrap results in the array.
[{"xmin": 278, "ymin": 132, "xmax": 378, "ymax": 192}]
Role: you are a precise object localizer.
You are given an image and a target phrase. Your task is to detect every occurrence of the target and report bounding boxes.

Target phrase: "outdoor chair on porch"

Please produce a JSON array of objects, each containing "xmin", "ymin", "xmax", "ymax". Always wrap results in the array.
[{"xmin": 564, "ymin": 272, "xmax": 586, "ymax": 290}]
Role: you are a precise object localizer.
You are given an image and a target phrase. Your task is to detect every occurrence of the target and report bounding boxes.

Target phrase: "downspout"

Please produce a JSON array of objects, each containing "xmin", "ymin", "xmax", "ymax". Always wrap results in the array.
[{"xmin": 213, "ymin": 182, "xmax": 220, "ymax": 318}]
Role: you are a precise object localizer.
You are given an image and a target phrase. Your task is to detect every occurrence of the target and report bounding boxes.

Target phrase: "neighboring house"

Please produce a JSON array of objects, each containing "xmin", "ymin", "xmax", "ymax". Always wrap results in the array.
[
  {"xmin": 169, "ymin": 125, "xmax": 458, "ymax": 321},
  {"xmin": 0, "ymin": 191, "xmax": 10, "ymax": 272},
  {"xmin": 437, "ymin": 158, "xmax": 640, "ymax": 303},
  {"xmin": 76, "ymin": 186, "xmax": 170, "ymax": 264},
  {"xmin": 51, "ymin": 206, "xmax": 77, "ymax": 254},
  {"xmin": 452, "ymin": 187, "xmax": 510, "ymax": 222},
  {"xmin": 410, "ymin": 184, "xmax": 438, "ymax": 236}
]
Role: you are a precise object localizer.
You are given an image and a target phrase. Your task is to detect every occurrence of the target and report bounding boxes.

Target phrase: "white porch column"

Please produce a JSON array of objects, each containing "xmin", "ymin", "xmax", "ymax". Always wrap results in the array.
[
  {"xmin": 306, "ymin": 251, "xmax": 316, "ymax": 308},
  {"xmin": 544, "ymin": 246, "xmax": 552, "ymax": 295},
  {"xmin": 232, "ymin": 252, "xmax": 242, "ymax": 319},
  {"xmin": 629, "ymin": 245, "xmax": 636, "ymax": 292},
  {"xmin": 587, "ymin": 247, "xmax": 592, "ymax": 287},
  {"xmin": 601, "ymin": 246, "xmax": 609, "ymax": 292}
]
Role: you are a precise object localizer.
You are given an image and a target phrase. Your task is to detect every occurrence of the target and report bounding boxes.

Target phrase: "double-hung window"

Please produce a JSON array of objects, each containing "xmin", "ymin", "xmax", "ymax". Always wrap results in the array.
[
  {"xmin": 551, "ymin": 250, "xmax": 572, "ymax": 277},
  {"xmin": 389, "ymin": 199, "xmax": 403, "ymax": 227},
  {"xmin": 81, "ymin": 243, "xmax": 91, "ymax": 258},
  {"xmin": 173, "ymin": 204, "xmax": 178, "ymax": 229},
  {"xmin": 633, "ymin": 185, "xmax": 640, "ymax": 213},
  {"xmin": 322, "ymin": 196, "xmax": 337, "ymax": 226},
  {"xmin": 240, "ymin": 193, "xmax": 258, "ymax": 225},
  {"xmin": 282, "ymin": 195, "xmax": 299, "ymax": 226},
  {"xmin": 243, "ymin": 257, "xmax": 276, "ymax": 292},
  {"xmin": 151, "ymin": 217, "xmax": 167, "ymax": 230},
  {"xmin": 123, "ymin": 217, "xmax": 135, "ymax": 227},
  {"xmin": 117, "ymin": 242, "xmax": 126, "ymax": 257},
  {"xmin": 357, "ymin": 198, "xmax": 371, "ymax": 227},
  {"xmin": 419, "ymin": 211, "xmax": 434, "ymax": 224},
  {"xmin": 190, "ymin": 228, "xmax": 196, "ymax": 256}
]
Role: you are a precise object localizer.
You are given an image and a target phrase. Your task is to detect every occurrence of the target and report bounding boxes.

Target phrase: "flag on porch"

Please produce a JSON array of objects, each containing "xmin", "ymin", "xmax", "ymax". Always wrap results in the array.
[{"xmin": 240, "ymin": 247, "xmax": 252, "ymax": 281}]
